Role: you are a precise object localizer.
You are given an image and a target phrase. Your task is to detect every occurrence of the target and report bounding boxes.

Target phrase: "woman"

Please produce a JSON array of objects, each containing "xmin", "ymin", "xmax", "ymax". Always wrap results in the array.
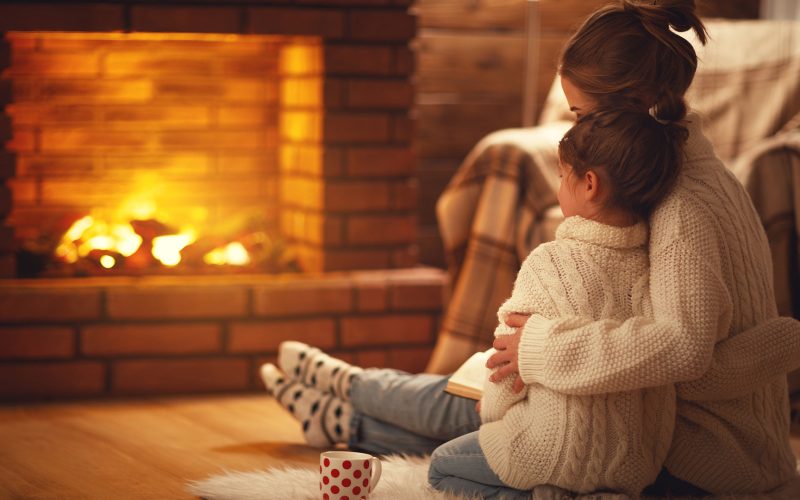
[{"xmin": 262, "ymin": 0, "xmax": 800, "ymax": 495}]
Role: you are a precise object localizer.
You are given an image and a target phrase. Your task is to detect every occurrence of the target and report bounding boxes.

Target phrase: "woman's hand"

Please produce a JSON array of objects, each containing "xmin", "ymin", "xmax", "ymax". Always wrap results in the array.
[{"xmin": 486, "ymin": 313, "xmax": 529, "ymax": 393}]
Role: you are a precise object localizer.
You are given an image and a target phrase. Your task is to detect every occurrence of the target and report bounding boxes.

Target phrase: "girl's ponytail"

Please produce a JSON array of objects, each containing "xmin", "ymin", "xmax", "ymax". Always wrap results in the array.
[{"xmin": 558, "ymin": 110, "xmax": 687, "ymax": 220}]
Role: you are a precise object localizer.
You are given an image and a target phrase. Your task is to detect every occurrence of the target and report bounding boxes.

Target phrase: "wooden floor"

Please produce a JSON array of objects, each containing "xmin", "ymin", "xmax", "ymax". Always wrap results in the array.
[
  {"xmin": 0, "ymin": 394, "xmax": 319, "ymax": 499},
  {"xmin": 3, "ymin": 394, "xmax": 800, "ymax": 499}
]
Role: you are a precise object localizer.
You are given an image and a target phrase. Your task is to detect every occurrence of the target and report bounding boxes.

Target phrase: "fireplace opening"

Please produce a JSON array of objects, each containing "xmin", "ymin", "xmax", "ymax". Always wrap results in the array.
[{"xmin": 4, "ymin": 31, "xmax": 325, "ymax": 277}]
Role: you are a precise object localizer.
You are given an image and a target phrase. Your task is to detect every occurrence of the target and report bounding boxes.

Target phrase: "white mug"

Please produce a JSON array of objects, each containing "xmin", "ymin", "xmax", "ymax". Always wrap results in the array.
[{"xmin": 320, "ymin": 450, "xmax": 382, "ymax": 499}]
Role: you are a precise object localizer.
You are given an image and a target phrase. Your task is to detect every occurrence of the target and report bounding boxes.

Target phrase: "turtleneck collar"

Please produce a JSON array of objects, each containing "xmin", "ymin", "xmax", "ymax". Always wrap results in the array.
[{"xmin": 555, "ymin": 215, "xmax": 647, "ymax": 249}]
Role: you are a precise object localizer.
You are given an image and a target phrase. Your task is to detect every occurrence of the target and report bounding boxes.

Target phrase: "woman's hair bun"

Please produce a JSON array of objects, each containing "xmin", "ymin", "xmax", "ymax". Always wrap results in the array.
[{"xmin": 623, "ymin": 0, "xmax": 707, "ymax": 44}]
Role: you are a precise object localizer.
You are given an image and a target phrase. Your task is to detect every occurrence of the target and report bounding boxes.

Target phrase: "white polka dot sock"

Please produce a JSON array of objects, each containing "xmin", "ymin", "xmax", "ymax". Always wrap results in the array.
[
  {"xmin": 278, "ymin": 341, "xmax": 364, "ymax": 401},
  {"xmin": 260, "ymin": 363, "xmax": 352, "ymax": 448}
]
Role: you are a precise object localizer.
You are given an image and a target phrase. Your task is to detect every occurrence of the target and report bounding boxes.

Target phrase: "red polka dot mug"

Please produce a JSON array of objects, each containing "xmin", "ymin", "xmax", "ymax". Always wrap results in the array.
[{"xmin": 319, "ymin": 450, "xmax": 382, "ymax": 500}]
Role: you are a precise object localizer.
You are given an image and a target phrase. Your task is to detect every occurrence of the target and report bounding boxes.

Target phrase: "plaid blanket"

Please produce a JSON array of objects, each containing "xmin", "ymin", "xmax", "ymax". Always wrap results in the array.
[
  {"xmin": 427, "ymin": 19, "xmax": 800, "ymax": 374},
  {"xmin": 428, "ymin": 123, "xmax": 569, "ymax": 373}
]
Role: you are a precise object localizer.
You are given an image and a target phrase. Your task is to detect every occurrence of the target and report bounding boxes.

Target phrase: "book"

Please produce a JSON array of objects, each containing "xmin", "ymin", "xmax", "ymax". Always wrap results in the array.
[{"xmin": 444, "ymin": 349, "xmax": 495, "ymax": 400}]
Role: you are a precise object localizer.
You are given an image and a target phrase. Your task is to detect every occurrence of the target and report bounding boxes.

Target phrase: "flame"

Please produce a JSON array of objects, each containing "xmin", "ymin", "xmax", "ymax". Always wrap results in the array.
[
  {"xmin": 152, "ymin": 230, "xmax": 196, "ymax": 267},
  {"xmin": 112, "ymin": 224, "xmax": 143, "ymax": 257},
  {"xmin": 204, "ymin": 242, "xmax": 250, "ymax": 266},
  {"xmin": 65, "ymin": 215, "xmax": 95, "ymax": 241},
  {"xmin": 56, "ymin": 204, "xmax": 254, "ymax": 270},
  {"xmin": 100, "ymin": 255, "xmax": 116, "ymax": 269},
  {"xmin": 57, "ymin": 216, "xmax": 145, "ymax": 265}
]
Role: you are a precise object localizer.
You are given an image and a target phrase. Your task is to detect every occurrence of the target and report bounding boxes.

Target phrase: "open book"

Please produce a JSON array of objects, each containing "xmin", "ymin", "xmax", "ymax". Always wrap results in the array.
[{"xmin": 444, "ymin": 349, "xmax": 495, "ymax": 400}]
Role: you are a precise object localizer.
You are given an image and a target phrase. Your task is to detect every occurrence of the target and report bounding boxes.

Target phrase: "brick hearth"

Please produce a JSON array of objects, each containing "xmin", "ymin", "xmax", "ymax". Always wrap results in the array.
[{"xmin": 0, "ymin": 267, "xmax": 445, "ymax": 400}]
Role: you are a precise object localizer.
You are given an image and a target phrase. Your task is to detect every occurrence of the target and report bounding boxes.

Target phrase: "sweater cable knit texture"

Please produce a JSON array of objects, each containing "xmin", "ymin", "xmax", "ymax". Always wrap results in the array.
[
  {"xmin": 478, "ymin": 216, "xmax": 676, "ymax": 497},
  {"xmin": 518, "ymin": 113, "xmax": 798, "ymax": 494}
]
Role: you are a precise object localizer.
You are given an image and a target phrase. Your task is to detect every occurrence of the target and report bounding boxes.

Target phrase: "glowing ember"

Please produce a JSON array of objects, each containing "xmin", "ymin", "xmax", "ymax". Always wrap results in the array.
[
  {"xmin": 57, "ymin": 217, "xmax": 144, "ymax": 265},
  {"xmin": 152, "ymin": 230, "xmax": 197, "ymax": 267},
  {"xmin": 100, "ymin": 255, "xmax": 116, "ymax": 269},
  {"xmin": 204, "ymin": 242, "xmax": 251, "ymax": 266}
]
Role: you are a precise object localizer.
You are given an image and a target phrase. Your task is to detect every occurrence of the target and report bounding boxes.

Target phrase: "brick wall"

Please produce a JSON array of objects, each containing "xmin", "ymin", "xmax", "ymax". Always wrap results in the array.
[
  {"xmin": 0, "ymin": 34, "xmax": 13, "ymax": 277},
  {"xmin": 0, "ymin": 0, "xmax": 419, "ymax": 274},
  {"xmin": 0, "ymin": 267, "xmax": 445, "ymax": 400}
]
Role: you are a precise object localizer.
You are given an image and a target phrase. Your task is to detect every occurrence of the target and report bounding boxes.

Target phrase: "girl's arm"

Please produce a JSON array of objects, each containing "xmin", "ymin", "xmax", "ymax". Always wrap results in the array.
[
  {"xmin": 480, "ymin": 249, "xmax": 558, "ymax": 421},
  {"xmin": 480, "ymin": 366, "xmax": 526, "ymax": 423}
]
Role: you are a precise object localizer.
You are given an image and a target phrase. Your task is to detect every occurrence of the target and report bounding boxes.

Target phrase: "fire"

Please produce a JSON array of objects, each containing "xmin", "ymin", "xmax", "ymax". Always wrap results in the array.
[
  {"xmin": 57, "ymin": 216, "xmax": 143, "ymax": 265},
  {"xmin": 55, "ymin": 212, "xmax": 254, "ymax": 271}
]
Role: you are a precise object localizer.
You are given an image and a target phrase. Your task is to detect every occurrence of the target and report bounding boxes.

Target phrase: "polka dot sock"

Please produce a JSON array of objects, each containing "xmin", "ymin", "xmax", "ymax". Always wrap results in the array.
[
  {"xmin": 260, "ymin": 363, "xmax": 352, "ymax": 448},
  {"xmin": 278, "ymin": 341, "xmax": 364, "ymax": 401}
]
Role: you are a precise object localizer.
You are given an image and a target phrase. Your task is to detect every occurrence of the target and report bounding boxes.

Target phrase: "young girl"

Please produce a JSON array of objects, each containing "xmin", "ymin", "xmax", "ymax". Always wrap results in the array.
[{"xmin": 426, "ymin": 109, "xmax": 687, "ymax": 499}]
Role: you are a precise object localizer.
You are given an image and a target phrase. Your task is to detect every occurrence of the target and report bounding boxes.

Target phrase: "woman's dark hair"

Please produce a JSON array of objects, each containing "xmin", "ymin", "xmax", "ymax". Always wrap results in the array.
[
  {"xmin": 558, "ymin": 110, "xmax": 688, "ymax": 220},
  {"xmin": 560, "ymin": 0, "xmax": 708, "ymax": 122}
]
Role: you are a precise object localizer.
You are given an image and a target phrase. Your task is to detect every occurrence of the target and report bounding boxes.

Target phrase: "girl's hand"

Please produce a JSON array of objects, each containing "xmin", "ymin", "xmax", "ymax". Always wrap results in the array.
[
  {"xmin": 475, "ymin": 400, "xmax": 481, "ymax": 413},
  {"xmin": 486, "ymin": 313, "xmax": 529, "ymax": 393}
]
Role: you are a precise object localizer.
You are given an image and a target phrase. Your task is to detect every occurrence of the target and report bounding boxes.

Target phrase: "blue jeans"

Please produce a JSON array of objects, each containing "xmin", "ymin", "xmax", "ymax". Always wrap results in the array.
[
  {"xmin": 347, "ymin": 368, "xmax": 481, "ymax": 456},
  {"xmin": 429, "ymin": 432, "xmax": 531, "ymax": 500}
]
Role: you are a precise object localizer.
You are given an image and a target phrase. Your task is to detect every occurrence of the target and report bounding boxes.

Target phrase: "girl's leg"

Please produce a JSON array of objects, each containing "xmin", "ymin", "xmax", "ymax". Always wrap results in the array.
[
  {"xmin": 262, "ymin": 363, "xmax": 469, "ymax": 455},
  {"xmin": 278, "ymin": 341, "xmax": 363, "ymax": 400},
  {"xmin": 350, "ymin": 368, "xmax": 481, "ymax": 441},
  {"xmin": 279, "ymin": 342, "xmax": 481, "ymax": 442},
  {"xmin": 428, "ymin": 432, "xmax": 530, "ymax": 500},
  {"xmin": 261, "ymin": 364, "xmax": 352, "ymax": 447},
  {"xmin": 348, "ymin": 413, "xmax": 446, "ymax": 456},
  {"xmin": 269, "ymin": 343, "xmax": 481, "ymax": 455}
]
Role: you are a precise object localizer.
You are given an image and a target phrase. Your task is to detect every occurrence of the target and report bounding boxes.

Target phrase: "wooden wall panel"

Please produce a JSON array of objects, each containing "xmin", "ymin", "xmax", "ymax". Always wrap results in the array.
[
  {"xmin": 416, "ymin": 0, "xmax": 526, "ymax": 30},
  {"xmin": 417, "ymin": 32, "xmax": 525, "ymax": 100}
]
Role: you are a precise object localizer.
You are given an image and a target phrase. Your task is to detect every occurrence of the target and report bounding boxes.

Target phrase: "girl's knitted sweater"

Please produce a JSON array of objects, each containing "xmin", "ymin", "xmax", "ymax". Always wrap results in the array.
[
  {"xmin": 517, "ymin": 113, "xmax": 798, "ymax": 494},
  {"xmin": 479, "ymin": 216, "xmax": 676, "ymax": 497}
]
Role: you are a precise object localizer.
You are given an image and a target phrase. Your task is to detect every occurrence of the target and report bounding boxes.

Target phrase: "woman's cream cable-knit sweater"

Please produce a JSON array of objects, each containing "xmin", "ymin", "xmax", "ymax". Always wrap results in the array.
[
  {"xmin": 517, "ymin": 113, "xmax": 800, "ymax": 494},
  {"xmin": 478, "ymin": 216, "xmax": 676, "ymax": 497}
]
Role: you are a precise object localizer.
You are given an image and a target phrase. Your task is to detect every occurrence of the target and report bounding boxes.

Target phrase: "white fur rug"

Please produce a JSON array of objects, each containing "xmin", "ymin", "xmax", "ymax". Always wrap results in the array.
[
  {"xmin": 187, "ymin": 455, "xmax": 800, "ymax": 500},
  {"xmin": 187, "ymin": 455, "xmax": 473, "ymax": 500}
]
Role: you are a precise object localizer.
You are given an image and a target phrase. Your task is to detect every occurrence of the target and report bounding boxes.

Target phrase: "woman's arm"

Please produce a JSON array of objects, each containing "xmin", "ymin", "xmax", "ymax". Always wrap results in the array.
[
  {"xmin": 500, "ymin": 237, "xmax": 732, "ymax": 395},
  {"xmin": 678, "ymin": 316, "xmax": 800, "ymax": 400}
]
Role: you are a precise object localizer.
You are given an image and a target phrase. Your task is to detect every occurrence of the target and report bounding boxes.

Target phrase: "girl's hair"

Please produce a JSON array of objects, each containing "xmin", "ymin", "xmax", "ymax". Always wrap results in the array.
[
  {"xmin": 558, "ymin": 110, "xmax": 688, "ymax": 220},
  {"xmin": 560, "ymin": 0, "xmax": 708, "ymax": 122}
]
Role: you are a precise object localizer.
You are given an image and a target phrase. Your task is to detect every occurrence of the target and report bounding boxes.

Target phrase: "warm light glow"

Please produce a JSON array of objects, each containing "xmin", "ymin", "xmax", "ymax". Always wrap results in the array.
[
  {"xmin": 100, "ymin": 255, "xmax": 116, "ymax": 269},
  {"xmin": 127, "ymin": 200, "xmax": 157, "ymax": 220},
  {"xmin": 152, "ymin": 230, "xmax": 197, "ymax": 267},
  {"xmin": 55, "ymin": 242, "xmax": 78, "ymax": 264},
  {"xmin": 112, "ymin": 224, "xmax": 143, "ymax": 257},
  {"xmin": 280, "ymin": 43, "xmax": 323, "ymax": 75},
  {"xmin": 65, "ymin": 216, "xmax": 95, "ymax": 241},
  {"xmin": 281, "ymin": 111, "xmax": 321, "ymax": 142},
  {"xmin": 81, "ymin": 235, "xmax": 114, "ymax": 255},
  {"xmin": 204, "ymin": 241, "xmax": 251, "ymax": 266}
]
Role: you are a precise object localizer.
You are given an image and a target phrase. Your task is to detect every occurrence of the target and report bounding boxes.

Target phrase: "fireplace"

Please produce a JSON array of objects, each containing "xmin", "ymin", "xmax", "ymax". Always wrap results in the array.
[
  {"xmin": 7, "ymin": 31, "xmax": 308, "ymax": 277},
  {"xmin": 0, "ymin": 1, "xmax": 446, "ymax": 401}
]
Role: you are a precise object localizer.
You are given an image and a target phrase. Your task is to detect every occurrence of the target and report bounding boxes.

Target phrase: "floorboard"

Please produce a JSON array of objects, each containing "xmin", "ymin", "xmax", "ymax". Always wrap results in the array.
[
  {"xmin": 2, "ymin": 394, "xmax": 799, "ymax": 499},
  {"xmin": 0, "ymin": 394, "xmax": 318, "ymax": 500}
]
